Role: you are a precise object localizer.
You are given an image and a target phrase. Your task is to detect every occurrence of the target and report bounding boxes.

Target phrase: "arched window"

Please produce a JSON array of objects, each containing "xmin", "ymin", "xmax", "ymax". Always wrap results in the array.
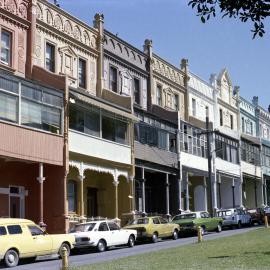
[{"xmin": 68, "ymin": 180, "xmax": 77, "ymax": 213}]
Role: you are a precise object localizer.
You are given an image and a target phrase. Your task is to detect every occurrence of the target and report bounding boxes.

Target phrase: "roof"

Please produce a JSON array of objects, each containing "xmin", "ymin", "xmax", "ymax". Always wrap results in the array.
[{"xmin": 0, "ymin": 218, "xmax": 34, "ymax": 225}]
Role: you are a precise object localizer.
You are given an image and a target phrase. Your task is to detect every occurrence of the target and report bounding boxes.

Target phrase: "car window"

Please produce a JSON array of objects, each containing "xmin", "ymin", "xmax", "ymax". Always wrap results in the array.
[
  {"xmin": 0, "ymin": 226, "xmax": 7, "ymax": 236},
  {"xmin": 128, "ymin": 218, "xmax": 149, "ymax": 225},
  {"xmin": 159, "ymin": 218, "xmax": 168, "ymax": 224},
  {"xmin": 172, "ymin": 214, "xmax": 196, "ymax": 220},
  {"xmin": 7, "ymin": 225, "xmax": 22, "ymax": 235},
  {"xmin": 108, "ymin": 222, "xmax": 120, "ymax": 231},
  {"xmin": 98, "ymin": 222, "xmax": 109, "ymax": 231},
  {"xmin": 152, "ymin": 218, "xmax": 160, "ymax": 224},
  {"xmin": 28, "ymin": 225, "xmax": 44, "ymax": 236}
]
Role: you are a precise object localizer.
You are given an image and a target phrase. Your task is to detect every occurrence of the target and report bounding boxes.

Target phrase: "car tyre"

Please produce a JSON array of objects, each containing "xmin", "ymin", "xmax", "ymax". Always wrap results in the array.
[
  {"xmin": 128, "ymin": 235, "xmax": 135, "ymax": 248},
  {"xmin": 96, "ymin": 240, "xmax": 106, "ymax": 252},
  {"xmin": 152, "ymin": 232, "xmax": 158, "ymax": 243},
  {"xmin": 58, "ymin": 242, "xmax": 71, "ymax": 258},
  {"xmin": 4, "ymin": 249, "xmax": 19, "ymax": 268},
  {"xmin": 216, "ymin": 223, "xmax": 222, "ymax": 233},
  {"xmin": 172, "ymin": 229, "xmax": 178, "ymax": 240}
]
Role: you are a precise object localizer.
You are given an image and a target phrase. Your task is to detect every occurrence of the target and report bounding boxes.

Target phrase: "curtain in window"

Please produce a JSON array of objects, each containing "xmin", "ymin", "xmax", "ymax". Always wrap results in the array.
[
  {"xmin": 115, "ymin": 119, "xmax": 128, "ymax": 145},
  {"xmin": 21, "ymin": 100, "xmax": 42, "ymax": 128},
  {"xmin": 0, "ymin": 92, "xmax": 17, "ymax": 122},
  {"xmin": 85, "ymin": 110, "xmax": 100, "ymax": 137}
]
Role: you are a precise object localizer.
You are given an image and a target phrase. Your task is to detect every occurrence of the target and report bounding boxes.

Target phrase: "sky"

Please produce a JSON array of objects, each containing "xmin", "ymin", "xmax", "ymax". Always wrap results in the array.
[{"xmin": 52, "ymin": 0, "xmax": 270, "ymax": 110}]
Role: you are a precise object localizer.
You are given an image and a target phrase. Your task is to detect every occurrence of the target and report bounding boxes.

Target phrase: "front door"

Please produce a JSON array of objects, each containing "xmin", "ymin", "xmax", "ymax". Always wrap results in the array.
[
  {"xmin": 87, "ymin": 188, "xmax": 98, "ymax": 217},
  {"xmin": 10, "ymin": 196, "xmax": 20, "ymax": 218}
]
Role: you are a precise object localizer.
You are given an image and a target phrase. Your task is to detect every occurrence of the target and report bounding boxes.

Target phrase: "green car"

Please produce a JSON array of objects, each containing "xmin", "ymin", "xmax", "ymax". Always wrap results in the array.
[{"xmin": 171, "ymin": 211, "xmax": 223, "ymax": 235}]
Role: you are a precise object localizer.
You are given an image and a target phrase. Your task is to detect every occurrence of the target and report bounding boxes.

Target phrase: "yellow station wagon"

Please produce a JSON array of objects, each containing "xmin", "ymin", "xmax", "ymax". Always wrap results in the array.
[
  {"xmin": 0, "ymin": 219, "xmax": 75, "ymax": 268},
  {"xmin": 124, "ymin": 216, "xmax": 180, "ymax": 243}
]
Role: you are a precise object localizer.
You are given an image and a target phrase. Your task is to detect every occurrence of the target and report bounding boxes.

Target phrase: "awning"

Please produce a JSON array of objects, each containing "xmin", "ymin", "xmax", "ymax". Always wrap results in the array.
[
  {"xmin": 241, "ymin": 133, "xmax": 261, "ymax": 146},
  {"xmin": 70, "ymin": 91, "xmax": 139, "ymax": 122}
]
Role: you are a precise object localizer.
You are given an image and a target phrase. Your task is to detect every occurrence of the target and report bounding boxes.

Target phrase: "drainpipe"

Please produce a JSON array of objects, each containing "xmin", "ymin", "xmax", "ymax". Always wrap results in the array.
[{"xmin": 37, "ymin": 163, "xmax": 46, "ymax": 228}]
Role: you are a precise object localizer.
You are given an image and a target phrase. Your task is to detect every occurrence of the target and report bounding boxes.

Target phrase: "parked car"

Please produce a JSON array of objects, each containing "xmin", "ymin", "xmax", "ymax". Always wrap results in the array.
[
  {"xmin": 171, "ymin": 211, "xmax": 223, "ymax": 235},
  {"xmin": 124, "ymin": 216, "xmax": 180, "ymax": 243},
  {"xmin": 216, "ymin": 208, "xmax": 252, "ymax": 228},
  {"xmin": 70, "ymin": 220, "xmax": 137, "ymax": 252},
  {"xmin": 246, "ymin": 208, "xmax": 264, "ymax": 225},
  {"xmin": 0, "ymin": 218, "xmax": 75, "ymax": 268}
]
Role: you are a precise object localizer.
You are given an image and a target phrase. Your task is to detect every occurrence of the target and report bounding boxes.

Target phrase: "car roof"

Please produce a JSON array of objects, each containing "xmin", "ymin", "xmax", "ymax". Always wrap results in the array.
[
  {"xmin": 0, "ymin": 218, "xmax": 34, "ymax": 225},
  {"xmin": 75, "ymin": 219, "xmax": 115, "ymax": 226}
]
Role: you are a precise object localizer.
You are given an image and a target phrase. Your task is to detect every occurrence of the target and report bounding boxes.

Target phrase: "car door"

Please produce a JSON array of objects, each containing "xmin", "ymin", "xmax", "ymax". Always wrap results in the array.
[
  {"xmin": 201, "ymin": 212, "xmax": 213, "ymax": 231},
  {"xmin": 27, "ymin": 225, "xmax": 53, "ymax": 256},
  {"xmin": 97, "ymin": 222, "xmax": 113, "ymax": 246},
  {"xmin": 159, "ymin": 217, "xmax": 170, "ymax": 236},
  {"xmin": 152, "ymin": 217, "xmax": 162, "ymax": 237},
  {"xmin": 108, "ymin": 222, "xmax": 121, "ymax": 245}
]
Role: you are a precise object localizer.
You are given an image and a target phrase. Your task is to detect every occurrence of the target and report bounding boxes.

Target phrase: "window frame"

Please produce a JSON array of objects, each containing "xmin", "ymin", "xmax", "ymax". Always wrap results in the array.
[
  {"xmin": 67, "ymin": 180, "xmax": 77, "ymax": 213},
  {"xmin": 45, "ymin": 41, "xmax": 56, "ymax": 73},
  {"xmin": 1, "ymin": 29, "xmax": 12, "ymax": 67},
  {"xmin": 192, "ymin": 98, "xmax": 196, "ymax": 116},
  {"xmin": 133, "ymin": 77, "xmax": 140, "ymax": 105},
  {"xmin": 78, "ymin": 57, "xmax": 87, "ymax": 89},
  {"xmin": 156, "ymin": 84, "xmax": 162, "ymax": 106},
  {"xmin": 109, "ymin": 65, "xmax": 118, "ymax": 93}
]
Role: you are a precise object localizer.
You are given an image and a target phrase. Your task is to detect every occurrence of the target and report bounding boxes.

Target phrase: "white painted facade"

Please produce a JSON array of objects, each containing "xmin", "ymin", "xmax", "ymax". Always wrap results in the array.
[{"xmin": 69, "ymin": 130, "xmax": 132, "ymax": 165}]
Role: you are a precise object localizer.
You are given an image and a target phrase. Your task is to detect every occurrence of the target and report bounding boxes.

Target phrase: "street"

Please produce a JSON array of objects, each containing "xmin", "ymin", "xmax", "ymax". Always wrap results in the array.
[{"xmin": 0, "ymin": 227, "xmax": 260, "ymax": 270}]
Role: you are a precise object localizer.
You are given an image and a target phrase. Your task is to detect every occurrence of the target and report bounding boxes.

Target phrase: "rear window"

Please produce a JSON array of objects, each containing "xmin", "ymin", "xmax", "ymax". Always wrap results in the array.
[
  {"xmin": 128, "ymin": 218, "xmax": 149, "ymax": 225},
  {"xmin": 7, "ymin": 225, "xmax": 22, "ymax": 235},
  {"xmin": 217, "ymin": 210, "xmax": 232, "ymax": 217},
  {"xmin": 0, "ymin": 226, "xmax": 7, "ymax": 236}
]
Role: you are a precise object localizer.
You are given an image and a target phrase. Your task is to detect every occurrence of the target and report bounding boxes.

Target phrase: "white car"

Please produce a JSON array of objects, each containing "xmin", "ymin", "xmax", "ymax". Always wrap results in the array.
[{"xmin": 70, "ymin": 220, "xmax": 137, "ymax": 252}]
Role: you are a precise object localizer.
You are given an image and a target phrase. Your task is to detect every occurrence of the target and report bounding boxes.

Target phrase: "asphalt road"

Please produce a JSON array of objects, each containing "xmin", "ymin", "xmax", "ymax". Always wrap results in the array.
[{"xmin": 0, "ymin": 226, "xmax": 261, "ymax": 270}]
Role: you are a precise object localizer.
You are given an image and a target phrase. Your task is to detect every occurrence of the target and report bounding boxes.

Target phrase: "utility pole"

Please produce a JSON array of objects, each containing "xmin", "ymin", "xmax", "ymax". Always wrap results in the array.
[{"xmin": 206, "ymin": 112, "xmax": 213, "ymax": 216}]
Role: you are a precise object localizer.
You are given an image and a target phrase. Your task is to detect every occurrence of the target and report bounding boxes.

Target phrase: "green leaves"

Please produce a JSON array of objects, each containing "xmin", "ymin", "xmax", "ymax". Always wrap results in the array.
[{"xmin": 188, "ymin": 0, "xmax": 270, "ymax": 38}]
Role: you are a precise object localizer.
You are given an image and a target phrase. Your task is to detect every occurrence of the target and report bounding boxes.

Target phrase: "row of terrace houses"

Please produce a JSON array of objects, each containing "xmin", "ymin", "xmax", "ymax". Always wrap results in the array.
[{"xmin": 0, "ymin": 0, "xmax": 270, "ymax": 233}]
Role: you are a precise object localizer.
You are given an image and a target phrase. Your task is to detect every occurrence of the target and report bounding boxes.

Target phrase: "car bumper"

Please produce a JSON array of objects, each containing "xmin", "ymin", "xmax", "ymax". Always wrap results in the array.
[{"xmin": 74, "ymin": 241, "xmax": 95, "ymax": 248}]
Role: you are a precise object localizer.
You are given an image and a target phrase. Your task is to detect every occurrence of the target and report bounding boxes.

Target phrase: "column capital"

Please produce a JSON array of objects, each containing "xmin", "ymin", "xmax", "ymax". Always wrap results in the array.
[
  {"xmin": 37, "ymin": 177, "xmax": 45, "ymax": 184},
  {"xmin": 113, "ymin": 180, "xmax": 119, "ymax": 187},
  {"xmin": 78, "ymin": 175, "xmax": 85, "ymax": 182}
]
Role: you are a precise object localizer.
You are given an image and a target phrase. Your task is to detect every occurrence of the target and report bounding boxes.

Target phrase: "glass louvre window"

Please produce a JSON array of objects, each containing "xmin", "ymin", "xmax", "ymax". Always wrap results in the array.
[
  {"xmin": 115, "ymin": 119, "xmax": 128, "ymax": 145},
  {"xmin": 0, "ymin": 92, "xmax": 17, "ymax": 122},
  {"xmin": 192, "ymin": 98, "xmax": 196, "ymax": 116},
  {"xmin": 109, "ymin": 66, "xmax": 117, "ymax": 92},
  {"xmin": 102, "ymin": 115, "xmax": 115, "ymax": 141},
  {"xmin": 85, "ymin": 109, "xmax": 100, "ymax": 137},
  {"xmin": 1, "ymin": 30, "xmax": 11, "ymax": 66},
  {"xmin": 133, "ymin": 78, "xmax": 140, "ymax": 104},
  {"xmin": 156, "ymin": 85, "xmax": 162, "ymax": 106},
  {"xmin": 69, "ymin": 106, "xmax": 84, "ymax": 132},
  {"xmin": 79, "ymin": 58, "xmax": 86, "ymax": 89},
  {"xmin": 68, "ymin": 180, "xmax": 77, "ymax": 213},
  {"xmin": 45, "ymin": 43, "xmax": 55, "ymax": 72}
]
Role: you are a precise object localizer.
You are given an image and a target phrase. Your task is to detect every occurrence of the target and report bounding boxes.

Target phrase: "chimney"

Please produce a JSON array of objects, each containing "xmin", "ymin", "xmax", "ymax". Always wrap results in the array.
[
  {"xmin": 252, "ymin": 96, "xmax": 259, "ymax": 106},
  {"xmin": 54, "ymin": 0, "xmax": 60, "ymax": 7},
  {"xmin": 209, "ymin": 74, "xmax": 217, "ymax": 87},
  {"xmin": 180, "ymin": 58, "xmax": 188, "ymax": 72},
  {"xmin": 268, "ymin": 105, "xmax": 270, "ymax": 113},
  {"xmin": 233, "ymin": 86, "xmax": 240, "ymax": 96}
]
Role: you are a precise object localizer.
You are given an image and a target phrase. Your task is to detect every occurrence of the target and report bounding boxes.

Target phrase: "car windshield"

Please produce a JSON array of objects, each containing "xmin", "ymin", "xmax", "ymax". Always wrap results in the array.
[
  {"xmin": 217, "ymin": 210, "xmax": 232, "ymax": 217},
  {"xmin": 71, "ymin": 223, "xmax": 96, "ymax": 232},
  {"xmin": 128, "ymin": 218, "xmax": 149, "ymax": 225},
  {"xmin": 172, "ymin": 214, "xmax": 196, "ymax": 220}
]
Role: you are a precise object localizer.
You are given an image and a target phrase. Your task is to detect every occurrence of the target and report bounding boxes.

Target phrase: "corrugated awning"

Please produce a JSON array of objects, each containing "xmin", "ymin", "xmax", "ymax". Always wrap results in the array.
[{"xmin": 70, "ymin": 91, "xmax": 139, "ymax": 122}]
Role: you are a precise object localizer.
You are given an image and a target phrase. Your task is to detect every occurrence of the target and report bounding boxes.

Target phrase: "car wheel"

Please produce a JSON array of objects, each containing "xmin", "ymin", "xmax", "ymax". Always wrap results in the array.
[
  {"xmin": 58, "ymin": 242, "xmax": 71, "ymax": 258},
  {"xmin": 152, "ymin": 232, "xmax": 158, "ymax": 243},
  {"xmin": 4, "ymin": 249, "xmax": 19, "ymax": 268},
  {"xmin": 216, "ymin": 223, "xmax": 222, "ymax": 233},
  {"xmin": 172, "ymin": 229, "xmax": 178, "ymax": 240},
  {"xmin": 96, "ymin": 240, "xmax": 106, "ymax": 252},
  {"xmin": 237, "ymin": 221, "xmax": 242, "ymax": 229},
  {"xmin": 128, "ymin": 235, "xmax": 135, "ymax": 248}
]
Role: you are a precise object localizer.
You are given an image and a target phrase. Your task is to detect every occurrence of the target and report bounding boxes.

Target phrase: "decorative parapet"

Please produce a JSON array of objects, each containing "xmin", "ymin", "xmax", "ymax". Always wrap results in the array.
[
  {"xmin": 152, "ymin": 55, "xmax": 185, "ymax": 88},
  {"xmin": 36, "ymin": 0, "xmax": 98, "ymax": 51},
  {"xmin": 0, "ymin": 0, "xmax": 30, "ymax": 21}
]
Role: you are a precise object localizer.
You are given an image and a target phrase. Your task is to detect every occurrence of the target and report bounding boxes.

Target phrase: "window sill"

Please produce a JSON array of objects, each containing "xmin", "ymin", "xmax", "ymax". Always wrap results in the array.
[{"xmin": 0, "ymin": 63, "xmax": 16, "ymax": 74}]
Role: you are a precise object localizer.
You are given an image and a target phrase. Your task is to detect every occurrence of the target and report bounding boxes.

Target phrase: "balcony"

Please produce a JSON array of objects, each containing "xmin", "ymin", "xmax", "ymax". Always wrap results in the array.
[{"xmin": 69, "ymin": 130, "xmax": 131, "ymax": 165}]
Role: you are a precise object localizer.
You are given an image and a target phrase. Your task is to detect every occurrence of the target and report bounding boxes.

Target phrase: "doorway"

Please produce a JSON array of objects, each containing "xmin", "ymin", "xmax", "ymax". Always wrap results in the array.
[{"xmin": 87, "ymin": 188, "xmax": 98, "ymax": 217}]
